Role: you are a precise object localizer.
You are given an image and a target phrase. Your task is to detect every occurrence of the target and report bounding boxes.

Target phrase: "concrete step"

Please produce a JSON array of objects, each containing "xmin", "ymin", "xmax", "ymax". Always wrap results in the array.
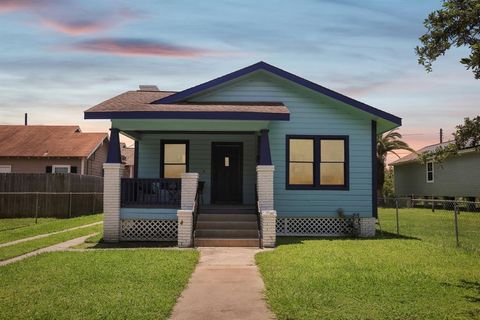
[
  {"xmin": 194, "ymin": 238, "xmax": 260, "ymax": 247},
  {"xmin": 195, "ymin": 229, "xmax": 259, "ymax": 239},
  {"xmin": 200, "ymin": 207, "xmax": 256, "ymax": 215},
  {"xmin": 196, "ymin": 220, "xmax": 258, "ymax": 230},
  {"xmin": 197, "ymin": 213, "xmax": 257, "ymax": 222}
]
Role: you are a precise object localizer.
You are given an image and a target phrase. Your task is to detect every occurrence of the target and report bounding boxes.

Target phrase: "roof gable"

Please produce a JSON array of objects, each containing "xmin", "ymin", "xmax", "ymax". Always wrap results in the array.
[{"xmin": 153, "ymin": 61, "xmax": 402, "ymax": 126}]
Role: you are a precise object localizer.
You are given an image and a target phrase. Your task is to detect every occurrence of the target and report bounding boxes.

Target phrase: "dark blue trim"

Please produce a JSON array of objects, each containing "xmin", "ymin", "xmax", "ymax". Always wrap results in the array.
[
  {"xmin": 372, "ymin": 120, "xmax": 378, "ymax": 219},
  {"xmin": 285, "ymin": 135, "xmax": 350, "ymax": 190},
  {"xmin": 153, "ymin": 61, "xmax": 402, "ymax": 126},
  {"xmin": 259, "ymin": 129, "xmax": 272, "ymax": 165},
  {"xmin": 84, "ymin": 111, "xmax": 289, "ymax": 121},
  {"xmin": 107, "ymin": 128, "xmax": 122, "ymax": 164},
  {"xmin": 134, "ymin": 140, "xmax": 139, "ymax": 178}
]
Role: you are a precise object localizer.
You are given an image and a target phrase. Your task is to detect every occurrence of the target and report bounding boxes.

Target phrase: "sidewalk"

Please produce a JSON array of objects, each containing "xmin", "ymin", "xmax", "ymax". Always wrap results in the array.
[
  {"xmin": 0, "ymin": 233, "xmax": 99, "ymax": 266},
  {"xmin": 0, "ymin": 221, "xmax": 102, "ymax": 248},
  {"xmin": 170, "ymin": 247, "xmax": 275, "ymax": 320}
]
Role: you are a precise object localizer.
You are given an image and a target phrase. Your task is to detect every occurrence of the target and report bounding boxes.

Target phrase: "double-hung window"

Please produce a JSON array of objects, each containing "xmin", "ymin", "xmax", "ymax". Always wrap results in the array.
[
  {"xmin": 426, "ymin": 161, "xmax": 434, "ymax": 183},
  {"xmin": 161, "ymin": 140, "xmax": 189, "ymax": 178},
  {"xmin": 287, "ymin": 135, "xmax": 348, "ymax": 190}
]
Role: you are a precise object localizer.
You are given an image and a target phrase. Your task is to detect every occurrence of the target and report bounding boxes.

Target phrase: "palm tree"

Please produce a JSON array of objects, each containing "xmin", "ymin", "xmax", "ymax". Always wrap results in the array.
[{"xmin": 377, "ymin": 130, "xmax": 415, "ymax": 199}]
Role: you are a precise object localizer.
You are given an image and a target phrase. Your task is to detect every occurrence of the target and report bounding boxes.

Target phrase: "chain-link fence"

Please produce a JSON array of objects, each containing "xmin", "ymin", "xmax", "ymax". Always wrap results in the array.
[{"xmin": 378, "ymin": 198, "xmax": 480, "ymax": 254}]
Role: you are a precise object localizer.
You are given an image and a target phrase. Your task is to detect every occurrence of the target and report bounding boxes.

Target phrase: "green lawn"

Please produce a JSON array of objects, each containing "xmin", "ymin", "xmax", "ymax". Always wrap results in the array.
[
  {"xmin": 0, "ymin": 224, "xmax": 102, "ymax": 261},
  {"xmin": 0, "ymin": 214, "xmax": 103, "ymax": 244},
  {"xmin": 0, "ymin": 249, "xmax": 199, "ymax": 319},
  {"xmin": 379, "ymin": 207, "xmax": 479, "ymax": 254},
  {"xmin": 256, "ymin": 208, "xmax": 480, "ymax": 320},
  {"xmin": 0, "ymin": 218, "xmax": 56, "ymax": 232}
]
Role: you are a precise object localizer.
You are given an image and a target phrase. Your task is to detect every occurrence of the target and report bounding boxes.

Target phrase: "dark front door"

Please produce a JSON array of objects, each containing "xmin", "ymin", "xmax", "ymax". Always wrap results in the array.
[{"xmin": 211, "ymin": 142, "xmax": 243, "ymax": 204}]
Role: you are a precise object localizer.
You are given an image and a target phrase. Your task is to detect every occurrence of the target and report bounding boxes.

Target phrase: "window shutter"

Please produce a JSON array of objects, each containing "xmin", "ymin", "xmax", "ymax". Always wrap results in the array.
[
  {"xmin": 46, "ymin": 166, "xmax": 52, "ymax": 173},
  {"xmin": 71, "ymin": 166, "xmax": 77, "ymax": 174}
]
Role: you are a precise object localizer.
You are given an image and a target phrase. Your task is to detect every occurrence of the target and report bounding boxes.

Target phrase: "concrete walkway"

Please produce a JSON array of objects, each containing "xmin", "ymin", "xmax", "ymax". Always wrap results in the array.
[
  {"xmin": 0, "ymin": 221, "xmax": 102, "ymax": 248},
  {"xmin": 170, "ymin": 247, "xmax": 276, "ymax": 320},
  {"xmin": 0, "ymin": 233, "xmax": 99, "ymax": 266}
]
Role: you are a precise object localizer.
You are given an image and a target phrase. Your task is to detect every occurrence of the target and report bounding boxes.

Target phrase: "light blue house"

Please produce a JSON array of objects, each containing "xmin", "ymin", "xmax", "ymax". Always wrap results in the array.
[{"xmin": 85, "ymin": 62, "xmax": 401, "ymax": 247}]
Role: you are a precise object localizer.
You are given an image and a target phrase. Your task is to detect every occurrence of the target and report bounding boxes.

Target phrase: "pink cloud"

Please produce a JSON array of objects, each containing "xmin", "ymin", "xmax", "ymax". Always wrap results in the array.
[
  {"xmin": 40, "ymin": 19, "xmax": 116, "ymax": 35},
  {"xmin": 68, "ymin": 38, "xmax": 228, "ymax": 57},
  {"xmin": 0, "ymin": 0, "xmax": 53, "ymax": 13}
]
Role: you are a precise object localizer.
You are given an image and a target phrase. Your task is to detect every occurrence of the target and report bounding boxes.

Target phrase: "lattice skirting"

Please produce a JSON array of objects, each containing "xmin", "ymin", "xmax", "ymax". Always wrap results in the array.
[
  {"xmin": 276, "ymin": 217, "xmax": 355, "ymax": 236},
  {"xmin": 121, "ymin": 219, "xmax": 177, "ymax": 241}
]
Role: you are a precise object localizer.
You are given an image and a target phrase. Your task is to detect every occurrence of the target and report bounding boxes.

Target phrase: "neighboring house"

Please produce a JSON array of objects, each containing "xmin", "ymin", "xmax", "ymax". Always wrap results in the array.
[
  {"xmin": 120, "ymin": 143, "xmax": 135, "ymax": 178},
  {"xmin": 390, "ymin": 141, "xmax": 480, "ymax": 201},
  {"xmin": 85, "ymin": 61, "xmax": 401, "ymax": 247},
  {"xmin": 0, "ymin": 125, "xmax": 108, "ymax": 176}
]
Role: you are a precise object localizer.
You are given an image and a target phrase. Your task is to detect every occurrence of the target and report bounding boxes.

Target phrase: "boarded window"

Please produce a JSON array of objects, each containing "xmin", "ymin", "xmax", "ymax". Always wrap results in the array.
[{"xmin": 288, "ymin": 139, "xmax": 314, "ymax": 185}]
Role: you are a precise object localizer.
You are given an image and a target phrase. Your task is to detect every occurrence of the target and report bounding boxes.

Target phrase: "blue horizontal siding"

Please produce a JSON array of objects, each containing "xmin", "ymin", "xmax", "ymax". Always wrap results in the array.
[
  {"xmin": 120, "ymin": 208, "xmax": 177, "ymax": 220},
  {"xmin": 191, "ymin": 72, "xmax": 373, "ymax": 218}
]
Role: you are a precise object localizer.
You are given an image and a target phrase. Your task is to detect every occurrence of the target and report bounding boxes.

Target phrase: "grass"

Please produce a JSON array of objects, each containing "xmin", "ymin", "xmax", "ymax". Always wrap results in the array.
[
  {"xmin": 0, "ymin": 224, "xmax": 102, "ymax": 261},
  {"xmin": 256, "ymin": 208, "xmax": 480, "ymax": 320},
  {"xmin": 0, "ymin": 218, "xmax": 56, "ymax": 232},
  {"xmin": 0, "ymin": 214, "xmax": 103, "ymax": 244},
  {"xmin": 0, "ymin": 249, "xmax": 199, "ymax": 319}
]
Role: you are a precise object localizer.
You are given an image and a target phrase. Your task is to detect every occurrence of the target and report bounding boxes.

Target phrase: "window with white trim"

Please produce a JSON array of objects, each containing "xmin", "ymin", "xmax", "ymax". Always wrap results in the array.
[
  {"xmin": 426, "ymin": 161, "xmax": 434, "ymax": 183},
  {"xmin": 52, "ymin": 165, "xmax": 71, "ymax": 174},
  {"xmin": 0, "ymin": 165, "xmax": 11, "ymax": 173}
]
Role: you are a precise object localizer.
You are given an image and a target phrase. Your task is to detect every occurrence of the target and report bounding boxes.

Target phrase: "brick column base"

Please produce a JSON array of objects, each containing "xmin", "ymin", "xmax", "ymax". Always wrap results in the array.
[
  {"xmin": 177, "ymin": 210, "xmax": 193, "ymax": 247},
  {"xmin": 103, "ymin": 163, "xmax": 124, "ymax": 242},
  {"xmin": 359, "ymin": 218, "xmax": 376, "ymax": 237},
  {"xmin": 261, "ymin": 210, "xmax": 277, "ymax": 248}
]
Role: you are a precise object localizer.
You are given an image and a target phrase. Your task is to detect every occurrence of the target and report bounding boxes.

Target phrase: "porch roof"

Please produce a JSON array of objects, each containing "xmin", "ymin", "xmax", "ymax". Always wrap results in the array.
[{"xmin": 84, "ymin": 90, "xmax": 290, "ymax": 121}]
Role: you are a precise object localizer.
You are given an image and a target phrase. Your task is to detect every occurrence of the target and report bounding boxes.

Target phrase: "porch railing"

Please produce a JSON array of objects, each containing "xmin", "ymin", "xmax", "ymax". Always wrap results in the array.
[{"xmin": 120, "ymin": 178, "xmax": 181, "ymax": 208}]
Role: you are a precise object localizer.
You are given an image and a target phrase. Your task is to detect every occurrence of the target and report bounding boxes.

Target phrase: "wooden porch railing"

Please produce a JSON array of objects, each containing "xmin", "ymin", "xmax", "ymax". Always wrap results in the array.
[{"xmin": 120, "ymin": 178, "xmax": 181, "ymax": 208}]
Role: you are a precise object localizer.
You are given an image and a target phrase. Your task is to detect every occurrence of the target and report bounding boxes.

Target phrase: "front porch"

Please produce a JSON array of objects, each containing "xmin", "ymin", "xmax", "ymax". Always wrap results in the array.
[{"xmin": 103, "ymin": 125, "xmax": 277, "ymax": 247}]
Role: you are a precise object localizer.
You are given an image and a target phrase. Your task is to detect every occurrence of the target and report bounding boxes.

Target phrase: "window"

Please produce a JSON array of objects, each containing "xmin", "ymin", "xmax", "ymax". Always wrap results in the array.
[
  {"xmin": 0, "ymin": 165, "xmax": 11, "ymax": 173},
  {"xmin": 286, "ymin": 136, "xmax": 348, "ymax": 189},
  {"xmin": 52, "ymin": 165, "xmax": 70, "ymax": 174},
  {"xmin": 426, "ymin": 161, "xmax": 434, "ymax": 183},
  {"xmin": 161, "ymin": 140, "xmax": 188, "ymax": 178}
]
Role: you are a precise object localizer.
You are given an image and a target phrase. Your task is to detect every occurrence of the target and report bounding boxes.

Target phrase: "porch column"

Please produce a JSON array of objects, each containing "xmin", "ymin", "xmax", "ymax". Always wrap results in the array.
[
  {"xmin": 258, "ymin": 128, "xmax": 276, "ymax": 247},
  {"xmin": 103, "ymin": 128, "xmax": 123, "ymax": 242},
  {"xmin": 177, "ymin": 172, "xmax": 199, "ymax": 247}
]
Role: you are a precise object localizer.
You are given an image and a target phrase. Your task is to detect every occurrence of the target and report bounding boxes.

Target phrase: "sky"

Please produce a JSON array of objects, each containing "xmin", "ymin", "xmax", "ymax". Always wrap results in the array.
[{"xmin": 0, "ymin": 0, "xmax": 478, "ymax": 162}]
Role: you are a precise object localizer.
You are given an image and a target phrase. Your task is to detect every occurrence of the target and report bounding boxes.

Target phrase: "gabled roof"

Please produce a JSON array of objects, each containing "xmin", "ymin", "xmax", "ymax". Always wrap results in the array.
[
  {"xmin": 0, "ymin": 125, "xmax": 107, "ymax": 158},
  {"xmin": 391, "ymin": 140, "xmax": 479, "ymax": 166},
  {"xmin": 153, "ymin": 61, "xmax": 402, "ymax": 126}
]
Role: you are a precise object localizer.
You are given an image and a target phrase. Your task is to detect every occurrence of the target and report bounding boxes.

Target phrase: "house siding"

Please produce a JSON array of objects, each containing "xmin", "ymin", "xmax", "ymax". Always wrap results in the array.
[
  {"xmin": 137, "ymin": 133, "xmax": 257, "ymax": 205},
  {"xmin": 0, "ymin": 158, "xmax": 83, "ymax": 174},
  {"xmin": 190, "ymin": 72, "xmax": 374, "ymax": 217},
  {"xmin": 394, "ymin": 151, "xmax": 480, "ymax": 198},
  {"xmin": 85, "ymin": 139, "xmax": 108, "ymax": 176}
]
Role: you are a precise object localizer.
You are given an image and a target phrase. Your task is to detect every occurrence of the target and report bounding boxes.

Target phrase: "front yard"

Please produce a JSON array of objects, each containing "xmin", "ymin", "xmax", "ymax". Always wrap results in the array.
[
  {"xmin": 256, "ymin": 207, "xmax": 480, "ymax": 320},
  {"xmin": 0, "ymin": 249, "xmax": 199, "ymax": 319}
]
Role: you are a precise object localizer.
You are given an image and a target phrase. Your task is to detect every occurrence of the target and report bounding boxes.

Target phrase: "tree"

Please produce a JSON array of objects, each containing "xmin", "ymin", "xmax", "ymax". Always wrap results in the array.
[
  {"xmin": 420, "ymin": 115, "xmax": 480, "ymax": 163},
  {"xmin": 377, "ymin": 130, "xmax": 414, "ymax": 198},
  {"xmin": 415, "ymin": 0, "xmax": 480, "ymax": 79}
]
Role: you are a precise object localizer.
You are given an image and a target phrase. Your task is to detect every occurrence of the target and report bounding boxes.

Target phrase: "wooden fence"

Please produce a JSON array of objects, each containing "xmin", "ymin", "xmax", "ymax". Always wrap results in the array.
[{"xmin": 0, "ymin": 173, "xmax": 103, "ymax": 218}]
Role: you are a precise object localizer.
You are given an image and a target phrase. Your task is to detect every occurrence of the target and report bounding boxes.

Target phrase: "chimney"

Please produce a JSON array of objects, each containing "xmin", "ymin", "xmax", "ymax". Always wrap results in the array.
[
  {"xmin": 24, "ymin": 113, "xmax": 27, "ymax": 126},
  {"xmin": 440, "ymin": 128, "xmax": 443, "ymax": 143},
  {"xmin": 138, "ymin": 85, "xmax": 159, "ymax": 91}
]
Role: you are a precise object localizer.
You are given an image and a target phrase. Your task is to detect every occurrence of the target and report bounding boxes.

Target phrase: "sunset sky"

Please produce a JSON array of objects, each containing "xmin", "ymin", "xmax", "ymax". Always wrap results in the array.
[{"xmin": 0, "ymin": 0, "xmax": 478, "ymax": 161}]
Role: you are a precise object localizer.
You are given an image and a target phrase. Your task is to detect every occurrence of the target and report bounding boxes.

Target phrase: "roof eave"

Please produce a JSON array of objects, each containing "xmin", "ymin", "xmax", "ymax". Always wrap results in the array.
[{"xmin": 84, "ymin": 111, "xmax": 290, "ymax": 121}]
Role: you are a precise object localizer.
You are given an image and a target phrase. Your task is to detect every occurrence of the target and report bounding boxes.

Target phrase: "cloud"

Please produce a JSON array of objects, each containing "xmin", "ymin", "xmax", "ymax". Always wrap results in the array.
[
  {"xmin": 0, "ymin": 0, "xmax": 54, "ymax": 13},
  {"xmin": 66, "ymin": 38, "xmax": 229, "ymax": 57},
  {"xmin": 0, "ymin": 0, "xmax": 138, "ymax": 35},
  {"xmin": 40, "ymin": 18, "xmax": 117, "ymax": 35}
]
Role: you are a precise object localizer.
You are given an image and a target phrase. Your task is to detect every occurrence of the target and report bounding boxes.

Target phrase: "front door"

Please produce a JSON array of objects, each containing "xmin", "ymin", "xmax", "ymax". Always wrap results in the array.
[{"xmin": 211, "ymin": 142, "xmax": 243, "ymax": 204}]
